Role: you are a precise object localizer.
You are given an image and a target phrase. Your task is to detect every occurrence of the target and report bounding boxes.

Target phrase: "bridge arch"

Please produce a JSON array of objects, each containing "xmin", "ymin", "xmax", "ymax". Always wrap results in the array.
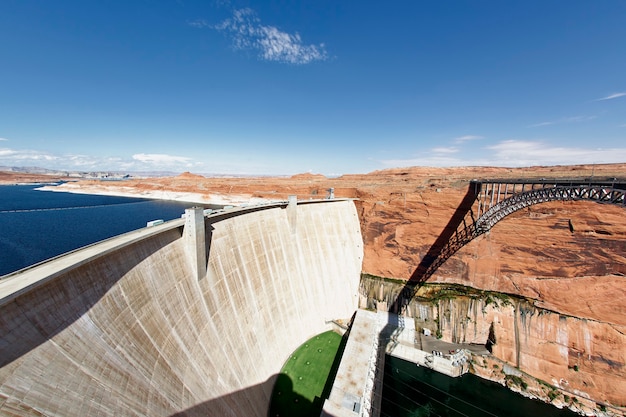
[
  {"xmin": 476, "ymin": 182, "xmax": 626, "ymax": 232},
  {"xmin": 412, "ymin": 178, "xmax": 626, "ymax": 283}
]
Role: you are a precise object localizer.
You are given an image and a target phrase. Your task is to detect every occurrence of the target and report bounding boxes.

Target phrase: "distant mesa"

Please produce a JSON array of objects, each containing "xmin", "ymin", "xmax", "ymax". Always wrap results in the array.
[
  {"xmin": 176, "ymin": 171, "xmax": 206, "ymax": 180},
  {"xmin": 290, "ymin": 173, "xmax": 327, "ymax": 180}
]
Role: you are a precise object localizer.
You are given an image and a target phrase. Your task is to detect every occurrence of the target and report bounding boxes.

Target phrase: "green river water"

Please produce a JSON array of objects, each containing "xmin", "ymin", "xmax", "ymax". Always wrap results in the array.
[{"xmin": 381, "ymin": 356, "xmax": 579, "ymax": 417}]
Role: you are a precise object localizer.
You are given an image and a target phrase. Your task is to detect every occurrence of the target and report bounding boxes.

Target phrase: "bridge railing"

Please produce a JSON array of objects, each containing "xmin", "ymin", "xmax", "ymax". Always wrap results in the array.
[
  {"xmin": 477, "ymin": 185, "xmax": 625, "ymax": 231},
  {"xmin": 474, "ymin": 179, "xmax": 626, "ymax": 218}
]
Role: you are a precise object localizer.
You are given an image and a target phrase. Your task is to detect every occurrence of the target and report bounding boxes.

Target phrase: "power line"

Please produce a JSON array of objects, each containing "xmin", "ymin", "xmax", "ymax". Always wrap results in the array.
[
  {"xmin": 375, "ymin": 378, "xmax": 468, "ymax": 417},
  {"xmin": 378, "ymin": 393, "xmax": 445, "ymax": 417},
  {"xmin": 0, "ymin": 200, "xmax": 152, "ymax": 214},
  {"xmin": 379, "ymin": 365, "xmax": 501, "ymax": 417},
  {"xmin": 367, "ymin": 366, "xmax": 471, "ymax": 417}
]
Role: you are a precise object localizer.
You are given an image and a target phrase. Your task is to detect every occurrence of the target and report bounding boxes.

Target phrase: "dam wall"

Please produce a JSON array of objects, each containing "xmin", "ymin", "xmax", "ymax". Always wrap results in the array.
[{"xmin": 0, "ymin": 199, "xmax": 363, "ymax": 416}]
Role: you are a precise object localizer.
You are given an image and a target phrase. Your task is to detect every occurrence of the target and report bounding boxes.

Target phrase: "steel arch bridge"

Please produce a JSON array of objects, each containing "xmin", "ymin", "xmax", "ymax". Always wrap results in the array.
[{"xmin": 410, "ymin": 177, "xmax": 626, "ymax": 284}]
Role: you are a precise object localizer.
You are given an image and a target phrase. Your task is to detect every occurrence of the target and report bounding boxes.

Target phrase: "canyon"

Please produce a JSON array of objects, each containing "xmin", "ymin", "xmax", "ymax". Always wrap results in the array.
[{"xmin": 3, "ymin": 163, "xmax": 626, "ymax": 414}]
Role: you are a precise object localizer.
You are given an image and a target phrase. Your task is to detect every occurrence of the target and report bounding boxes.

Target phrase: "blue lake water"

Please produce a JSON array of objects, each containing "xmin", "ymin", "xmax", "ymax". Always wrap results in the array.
[{"xmin": 0, "ymin": 184, "xmax": 215, "ymax": 277}]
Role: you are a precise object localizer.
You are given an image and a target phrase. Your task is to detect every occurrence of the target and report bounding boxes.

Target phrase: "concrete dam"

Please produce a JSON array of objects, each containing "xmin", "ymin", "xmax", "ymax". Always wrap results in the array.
[{"xmin": 0, "ymin": 199, "xmax": 364, "ymax": 416}]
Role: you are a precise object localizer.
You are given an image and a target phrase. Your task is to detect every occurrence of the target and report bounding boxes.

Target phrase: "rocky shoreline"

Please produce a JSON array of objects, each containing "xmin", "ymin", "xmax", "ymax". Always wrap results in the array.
[
  {"xmin": 36, "ymin": 181, "xmax": 274, "ymax": 207},
  {"xmin": 469, "ymin": 353, "xmax": 622, "ymax": 417},
  {"xmin": 359, "ymin": 276, "xmax": 626, "ymax": 415}
]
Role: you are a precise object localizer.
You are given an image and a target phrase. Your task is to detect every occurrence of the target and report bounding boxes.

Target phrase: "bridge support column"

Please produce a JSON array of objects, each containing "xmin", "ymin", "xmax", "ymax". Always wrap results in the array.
[{"xmin": 184, "ymin": 207, "xmax": 207, "ymax": 281}]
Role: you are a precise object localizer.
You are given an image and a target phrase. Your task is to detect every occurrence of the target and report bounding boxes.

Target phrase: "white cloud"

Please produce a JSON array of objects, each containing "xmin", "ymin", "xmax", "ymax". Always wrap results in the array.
[
  {"xmin": 187, "ymin": 19, "xmax": 210, "ymax": 28},
  {"xmin": 0, "ymin": 147, "xmax": 58, "ymax": 162},
  {"xmin": 595, "ymin": 92, "xmax": 626, "ymax": 101},
  {"xmin": 486, "ymin": 140, "xmax": 626, "ymax": 166},
  {"xmin": 380, "ymin": 140, "xmax": 626, "ymax": 168},
  {"xmin": 0, "ymin": 146, "xmax": 202, "ymax": 172},
  {"xmin": 132, "ymin": 153, "xmax": 195, "ymax": 166},
  {"xmin": 529, "ymin": 115, "xmax": 596, "ymax": 128},
  {"xmin": 432, "ymin": 147, "xmax": 458, "ymax": 154},
  {"xmin": 0, "ymin": 138, "xmax": 8, "ymax": 141},
  {"xmin": 213, "ymin": 8, "xmax": 328, "ymax": 64},
  {"xmin": 529, "ymin": 121, "xmax": 553, "ymax": 127},
  {"xmin": 454, "ymin": 135, "xmax": 483, "ymax": 143}
]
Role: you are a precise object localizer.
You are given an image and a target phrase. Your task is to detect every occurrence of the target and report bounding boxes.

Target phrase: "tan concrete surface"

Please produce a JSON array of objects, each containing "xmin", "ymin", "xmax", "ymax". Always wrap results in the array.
[
  {"xmin": 322, "ymin": 310, "xmax": 385, "ymax": 417},
  {"xmin": 0, "ymin": 199, "xmax": 363, "ymax": 416}
]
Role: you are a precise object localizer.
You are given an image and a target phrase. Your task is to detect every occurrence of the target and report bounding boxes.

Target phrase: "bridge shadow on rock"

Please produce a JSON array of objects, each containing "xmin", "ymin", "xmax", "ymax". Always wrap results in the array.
[{"xmin": 393, "ymin": 183, "xmax": 480, "ymax": 311}]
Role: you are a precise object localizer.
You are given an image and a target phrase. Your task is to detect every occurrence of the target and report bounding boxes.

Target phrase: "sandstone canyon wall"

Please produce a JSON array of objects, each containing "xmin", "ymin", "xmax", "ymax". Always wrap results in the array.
[{"xmin": 352, "ymin": 166, "xmax": 626, "ymax": 410}]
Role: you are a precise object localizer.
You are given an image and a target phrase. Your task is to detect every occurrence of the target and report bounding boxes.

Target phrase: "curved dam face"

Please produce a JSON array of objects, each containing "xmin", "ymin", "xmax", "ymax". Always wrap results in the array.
[{"xmin": 0, "ymin": 200, "xmax": 363, "ymax": 416}]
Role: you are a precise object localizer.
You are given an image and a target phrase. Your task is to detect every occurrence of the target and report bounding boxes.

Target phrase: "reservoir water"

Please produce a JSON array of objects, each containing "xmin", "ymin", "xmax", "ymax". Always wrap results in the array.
[
  {"xmin": 382, "ymin": 355, "xmax": 579, "ymax": 417},
  {"xmin": 0, "ymin": 184, "xmax": 213, "ymax": 277}
]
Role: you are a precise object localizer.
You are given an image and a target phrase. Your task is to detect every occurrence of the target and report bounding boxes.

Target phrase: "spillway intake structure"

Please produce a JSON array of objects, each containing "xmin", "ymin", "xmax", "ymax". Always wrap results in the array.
[{"xmin": 0, "ymin": 199, "xmax": 364, "ymax": 417}]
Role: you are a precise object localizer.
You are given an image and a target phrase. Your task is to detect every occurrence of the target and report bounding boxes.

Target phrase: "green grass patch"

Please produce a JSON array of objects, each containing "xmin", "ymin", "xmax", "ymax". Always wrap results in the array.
[{"xmin": 269, "ymin": 330, "xmax": 346, "ymax": 417}]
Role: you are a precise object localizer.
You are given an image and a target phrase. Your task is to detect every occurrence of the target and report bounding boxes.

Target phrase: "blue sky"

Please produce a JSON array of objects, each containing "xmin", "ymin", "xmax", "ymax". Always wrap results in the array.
[{"xmin": 1, "ymin": 1, "xmax": 625, "ymax": 176}]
